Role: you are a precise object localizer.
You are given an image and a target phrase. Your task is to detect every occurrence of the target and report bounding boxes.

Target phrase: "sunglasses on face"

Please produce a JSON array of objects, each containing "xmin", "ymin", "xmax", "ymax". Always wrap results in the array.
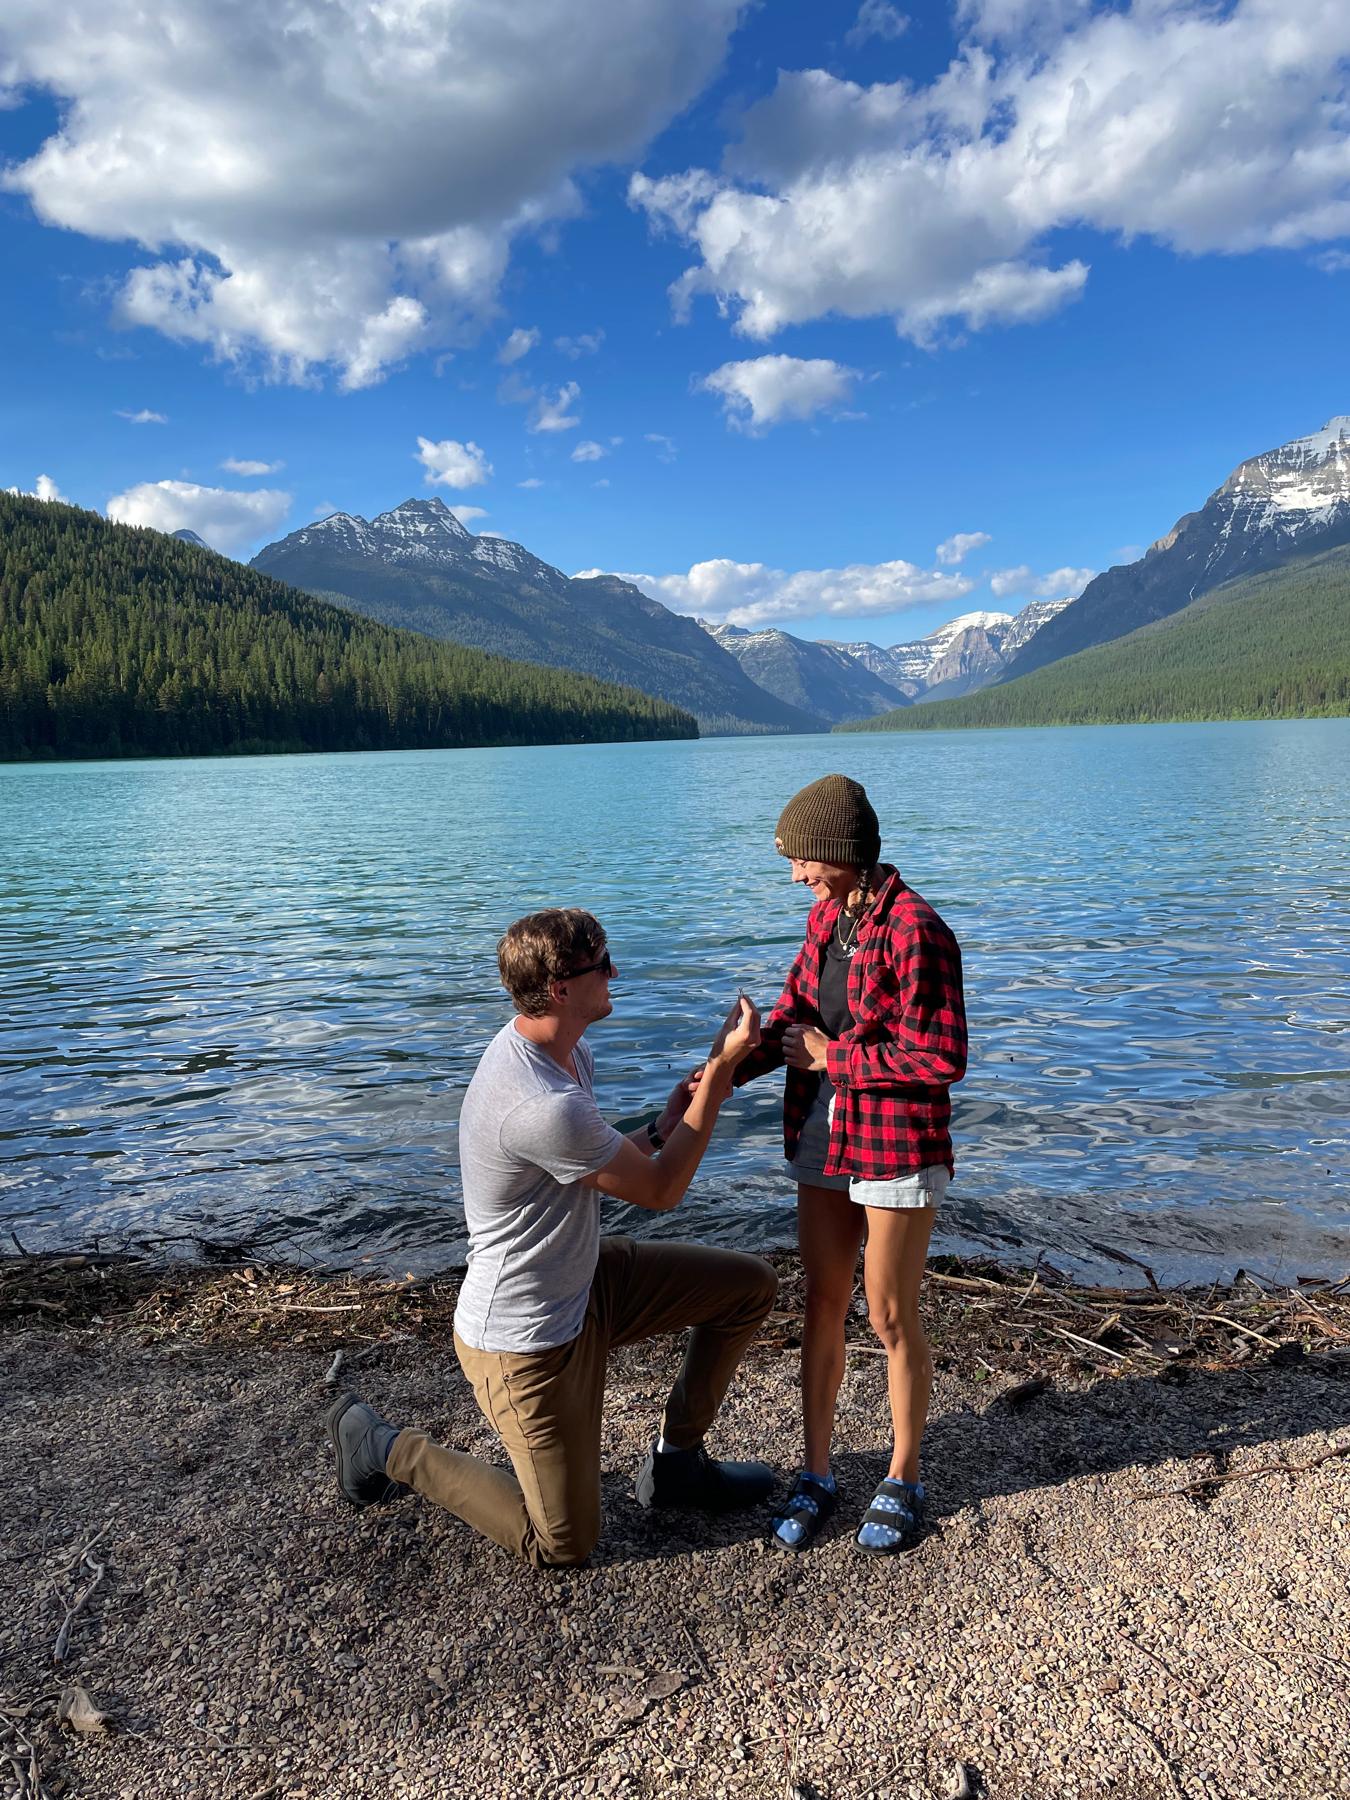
[{"xmin": 566, "ymin": 950, "xmax": 614, "ymax": 979}]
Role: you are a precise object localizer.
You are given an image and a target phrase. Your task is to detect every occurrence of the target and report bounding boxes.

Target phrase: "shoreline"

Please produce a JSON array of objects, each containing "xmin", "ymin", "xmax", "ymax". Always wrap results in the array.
[{"xmin": 4, "ymin": 1251, "xmax": 1348, "ymax": 1800}]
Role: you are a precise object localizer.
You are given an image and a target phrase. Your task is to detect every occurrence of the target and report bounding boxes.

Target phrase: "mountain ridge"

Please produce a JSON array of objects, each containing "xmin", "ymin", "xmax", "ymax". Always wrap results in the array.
[{"xmin": 251, "ymin": 499, "xmax": 819, "ymax": 736}]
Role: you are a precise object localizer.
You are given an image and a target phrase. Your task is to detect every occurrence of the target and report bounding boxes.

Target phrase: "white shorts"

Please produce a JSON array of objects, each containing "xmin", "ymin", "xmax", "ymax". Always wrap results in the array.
[{"xmin": 786, "ymin": 1088, "xmax": 950, "ymax": 1211}]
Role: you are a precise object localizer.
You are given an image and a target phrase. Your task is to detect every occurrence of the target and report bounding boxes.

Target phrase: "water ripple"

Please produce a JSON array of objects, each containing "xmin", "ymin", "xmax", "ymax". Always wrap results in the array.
[{"xmin": 2, "ymin": 721, "xmax": 1348, "ymax": 1282}]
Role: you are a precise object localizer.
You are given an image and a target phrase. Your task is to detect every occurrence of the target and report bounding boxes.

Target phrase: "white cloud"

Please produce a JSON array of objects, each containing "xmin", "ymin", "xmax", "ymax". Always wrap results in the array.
[
  {"xmin": 518, "ymin": 476, "xmax": 545, "ymax": 489},
  {"xmin": 530, "ymin": 381, "xmax": 581, "ymax": 433},
  {"xmin": 449, "ymin": 504, "xmax": 488, "ymax": 525},
  {"xmin": 990, "ymin": 563, "xmax": 1095, "ymax": 599},
  {"xmin": 645, "ymin": 432, "xmax": 678, "ymax": 461},
  {"xmin": 935, "ymin": 530, "xmax": 991, "ymax": 566},
  {"xmin": 593, "ymin": 477, "xmax": 611, "ymax": 489},
  {"xmin": 116, "ymin": 408, "xmax": 167, "ymax": 424},
  {"xmin": 700, "ymin": 355, "xmax": 859, "ymax": 432},
  {"xmin": 106, "ymin": 479, "xmax": 291, "ymax": 554},
  {"xmin": 415, "ymin": 436, "xmax": 492, "ymax": 489},
  {"xmin": 571, "ymin": 439, "xmax": 607, "ymax": 462},
  {"xmin": 3, "ymin": 0, "xmax": 745, "ymax": 387},
  {"xmin": 1315, "ymin": 249, "xmax": 1350, "ymax": 272},
  {"xmin": 6, "ymin": 473, "xmax": 68, "ymax": 503},
  {"xmin": 555, "ymin": 329, "xmax": 605, "ymax": 358},
  {"xmin": 632, "ymin": 0, "xmax": 1350, "ymax": 345},
  {"xmin": 846, "ymin": 2, "xmax": 909, "ymax": 49},
  {"xmin": 580, "ymin": 556, "xmax": 974, "ymax": 629},
  {"xmin": 498, "ymin": 326, "xmax": 540, "ymax": 364},
  {"xmin": 222, "ymin": 457, "xmax": 283, "ymax": 476}
]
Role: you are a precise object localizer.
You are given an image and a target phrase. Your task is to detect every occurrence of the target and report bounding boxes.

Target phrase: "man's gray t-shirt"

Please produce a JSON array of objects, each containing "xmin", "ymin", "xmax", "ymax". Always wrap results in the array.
[{"xmin": 454, "ymin": 1022, "xmax": 626, "ymax": 1352}]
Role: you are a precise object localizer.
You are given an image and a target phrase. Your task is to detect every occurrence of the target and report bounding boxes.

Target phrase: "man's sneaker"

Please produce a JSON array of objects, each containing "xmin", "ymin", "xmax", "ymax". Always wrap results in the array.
[
  {"xmin": 634, "ymin": 1440, "xmax": 775, "ymax": 1513},
  {"xmin": 325, "ymin": 1391, "xmax": 409, "ymax": 1509}
]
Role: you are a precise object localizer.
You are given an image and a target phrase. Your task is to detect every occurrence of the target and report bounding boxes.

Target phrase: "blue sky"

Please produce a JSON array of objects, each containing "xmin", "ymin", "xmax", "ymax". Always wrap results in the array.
[{"xmin": 2, "ymin": 0, "xmax": 1348, "ymax": 644}]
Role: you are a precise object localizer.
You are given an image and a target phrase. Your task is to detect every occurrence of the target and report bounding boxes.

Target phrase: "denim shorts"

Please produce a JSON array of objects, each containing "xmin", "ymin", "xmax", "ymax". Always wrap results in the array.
[{"xmin": 786, "ymin": 1088, "xmax": 950, "ymax": 1211}]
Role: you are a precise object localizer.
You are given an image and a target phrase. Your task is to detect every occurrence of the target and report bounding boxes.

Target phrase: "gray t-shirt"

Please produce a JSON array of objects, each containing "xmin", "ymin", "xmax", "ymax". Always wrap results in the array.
[{"xmin": 453, "ymin": 1022, "xmax": 626, "ymax": 1352}]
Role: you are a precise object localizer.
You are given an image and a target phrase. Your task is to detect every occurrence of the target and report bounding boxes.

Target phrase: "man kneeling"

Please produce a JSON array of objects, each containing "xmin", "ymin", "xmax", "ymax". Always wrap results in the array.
[{"xmin": 327, "ymin": 908, "xmax": 777, "ymax": 1567}]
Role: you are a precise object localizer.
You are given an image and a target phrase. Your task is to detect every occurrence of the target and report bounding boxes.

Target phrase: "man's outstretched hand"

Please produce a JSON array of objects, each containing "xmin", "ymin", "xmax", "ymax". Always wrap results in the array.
[{"xmin": 707, "ymin": 994, "xmax": 761, "ymax": 1068}]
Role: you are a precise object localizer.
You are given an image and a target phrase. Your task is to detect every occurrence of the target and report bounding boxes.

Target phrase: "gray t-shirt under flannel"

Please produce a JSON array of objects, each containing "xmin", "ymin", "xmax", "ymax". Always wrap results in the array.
[{"xmin": 453, "ymin": 1023, "xmax": 625, "ymax": 1353}]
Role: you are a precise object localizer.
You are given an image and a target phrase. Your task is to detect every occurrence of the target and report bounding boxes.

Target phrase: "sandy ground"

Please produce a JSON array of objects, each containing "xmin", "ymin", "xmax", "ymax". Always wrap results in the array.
[{"xmin": 2, "ymin": 1254, "xmax": 1348, "ymax": 1800}]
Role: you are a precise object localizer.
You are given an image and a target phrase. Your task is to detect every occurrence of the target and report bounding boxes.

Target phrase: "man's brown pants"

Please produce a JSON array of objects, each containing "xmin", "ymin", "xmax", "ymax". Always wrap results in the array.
[{"xmin": 385, "ymin": 1236, "xmax": 777, "ymax": 1567}]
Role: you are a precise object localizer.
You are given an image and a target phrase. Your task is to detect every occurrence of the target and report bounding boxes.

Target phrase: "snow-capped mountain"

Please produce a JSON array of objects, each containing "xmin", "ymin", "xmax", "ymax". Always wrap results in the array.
[
  {"xmin": 272, "ymin": 498, "xmax": 551, "ymax": 584},
  {"xmin": 251, "ymin": 498, "xmax": 818, "ymax": 736},
  {"xmin": 170, "ymin": 528, "xmax": 210, "ymax": 549},
  {"xmin": 822, "ymin": 599, "xmax": 1071, "ymax": 702},
  {"xmin": 701, "ymin": 621, "xmax": 910, "ymax": 724},
  {"xmin": 1005, "ymin": 416, "xmax": 1350, "ymax": 679}
]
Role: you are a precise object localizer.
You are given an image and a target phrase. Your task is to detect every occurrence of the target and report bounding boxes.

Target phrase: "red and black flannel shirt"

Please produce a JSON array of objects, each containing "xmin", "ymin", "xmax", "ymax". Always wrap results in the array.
[{"xmin": 735, "ymin": 865, "xmax": 967, "ymax": 1179}]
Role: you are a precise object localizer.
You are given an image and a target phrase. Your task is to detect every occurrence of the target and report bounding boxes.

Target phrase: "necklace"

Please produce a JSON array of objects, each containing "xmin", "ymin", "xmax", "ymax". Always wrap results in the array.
[{"xmin": 835, "ymin": 906, "xmax": 862, "ymax": 956}]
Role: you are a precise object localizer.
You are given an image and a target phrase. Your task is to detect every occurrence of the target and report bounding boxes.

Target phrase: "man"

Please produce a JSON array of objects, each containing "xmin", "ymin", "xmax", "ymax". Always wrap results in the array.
[{"xmin": 327, "ymin": 907, "xmax": 778, "ymax": 1568}]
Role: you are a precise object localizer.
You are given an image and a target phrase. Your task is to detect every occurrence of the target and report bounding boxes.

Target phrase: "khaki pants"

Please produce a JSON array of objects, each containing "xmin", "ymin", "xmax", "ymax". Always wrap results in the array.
[{"xmin": 385, "ymin": 1236, "xmax": 777, "ymax": 1568}]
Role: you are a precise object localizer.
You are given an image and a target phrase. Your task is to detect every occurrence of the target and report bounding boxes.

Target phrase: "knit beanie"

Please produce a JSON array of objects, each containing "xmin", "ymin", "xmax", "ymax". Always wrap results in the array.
[{"xmin": 774, "ymin": 774, "xmax": 880, "ymax": 866}]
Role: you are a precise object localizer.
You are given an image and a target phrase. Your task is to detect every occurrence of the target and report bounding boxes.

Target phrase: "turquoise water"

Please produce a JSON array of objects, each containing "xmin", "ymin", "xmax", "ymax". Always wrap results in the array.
[{"xmin": 2, "ymin": 721, "xmax": 1347, "ymax": 1282}]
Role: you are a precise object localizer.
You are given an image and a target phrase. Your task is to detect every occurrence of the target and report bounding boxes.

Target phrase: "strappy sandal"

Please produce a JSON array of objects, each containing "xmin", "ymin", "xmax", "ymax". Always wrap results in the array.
[
  {"xmin": 855, "ymin": 1477, "xmax": 924, "ymax": 1556},
  {"xmin": 770, "ymin": 1471, "xmax": 838, "ymax": 1553}
]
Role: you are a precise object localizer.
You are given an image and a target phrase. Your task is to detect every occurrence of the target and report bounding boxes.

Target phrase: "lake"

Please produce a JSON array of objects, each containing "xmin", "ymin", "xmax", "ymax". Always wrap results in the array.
[{"xmin": 3, "ymin": 720, "xmax": 1347, "ymax": 1283}]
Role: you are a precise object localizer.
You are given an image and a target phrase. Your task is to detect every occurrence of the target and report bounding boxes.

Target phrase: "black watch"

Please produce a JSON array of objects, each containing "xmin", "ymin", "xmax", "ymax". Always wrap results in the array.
[{"xmin": 646, "ymin": 1117, "xmax": 666, "ymax": 1151}]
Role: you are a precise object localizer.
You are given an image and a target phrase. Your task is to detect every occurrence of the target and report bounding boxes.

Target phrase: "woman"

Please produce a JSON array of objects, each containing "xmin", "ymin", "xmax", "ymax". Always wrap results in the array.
[{"xmin": 735, "ymin": 774, "xmax": 967, "ymax": 1554}]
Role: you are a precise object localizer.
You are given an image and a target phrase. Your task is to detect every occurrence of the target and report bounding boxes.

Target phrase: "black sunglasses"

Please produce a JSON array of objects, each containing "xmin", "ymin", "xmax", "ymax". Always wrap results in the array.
[{"xmin": 566, "ymin": 950, "xmax": 614, "ymax": 979}]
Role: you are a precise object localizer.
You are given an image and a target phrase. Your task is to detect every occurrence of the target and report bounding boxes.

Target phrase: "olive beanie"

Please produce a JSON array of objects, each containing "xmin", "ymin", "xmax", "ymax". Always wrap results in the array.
[{"xmin": 774, "ymin": 774, "xmax": 880, "ymax": 866}]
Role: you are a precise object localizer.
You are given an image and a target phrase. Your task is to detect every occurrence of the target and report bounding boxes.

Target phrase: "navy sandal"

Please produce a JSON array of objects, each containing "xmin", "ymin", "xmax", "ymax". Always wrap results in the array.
[
  {"xmin": 770, "ymin": 1471, "xmax": 838, "ymax": 1553},
  {"xmin": 855, "ymin": 1477, "xmax": 924, "ymax": 1555}
]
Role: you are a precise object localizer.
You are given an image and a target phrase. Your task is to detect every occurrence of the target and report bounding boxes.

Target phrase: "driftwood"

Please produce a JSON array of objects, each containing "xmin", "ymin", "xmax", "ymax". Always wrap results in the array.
[{"xmin": 1137, "ymin": 1438, "xmax": 1350, "ymax": 1501}]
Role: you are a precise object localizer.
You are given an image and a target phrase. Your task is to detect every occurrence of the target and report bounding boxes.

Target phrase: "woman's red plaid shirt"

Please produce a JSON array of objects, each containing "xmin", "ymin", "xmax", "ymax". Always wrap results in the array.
[{"xmin": 735, "ymin": 865, "xmax": 967, "ymax": 1179}]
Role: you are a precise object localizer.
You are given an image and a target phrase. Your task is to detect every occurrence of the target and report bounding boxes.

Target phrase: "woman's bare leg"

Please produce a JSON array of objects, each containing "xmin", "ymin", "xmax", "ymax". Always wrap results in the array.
[
  {"xmin": 862, "ymin": 1206, "xmax": 936, "ymax": 1484},
  {"xmin": 797, "ymin": 1183, "xmax": 867, "ymax": 1475}
]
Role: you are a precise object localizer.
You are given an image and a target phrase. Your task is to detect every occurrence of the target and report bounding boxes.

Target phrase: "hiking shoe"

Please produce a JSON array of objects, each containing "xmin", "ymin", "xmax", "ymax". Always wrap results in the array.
[
  {"xmin": 325, "ymin": 1391, "xmax": 408, "ymax": 1510},
  {"xmin": 634, "ymin": 1440, "xmax": 775, "ymax": 1513}
]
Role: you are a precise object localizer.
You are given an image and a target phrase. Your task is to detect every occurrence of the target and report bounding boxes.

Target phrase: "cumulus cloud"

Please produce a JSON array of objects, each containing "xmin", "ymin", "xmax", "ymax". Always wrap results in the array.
[
  {"xmin": 415, "ymin": 436, "xmax": 492, "ymax": 489},
  {"xmin": 645, "ymin": 432, "xmax": 678, "ymax": 461},
  {"xmin": 531, "ymin": 382, "xmax": 582, "ymax": 433},
  {"xmin": 632, "ymin": 0, "xmax": 1350, "ymax": 344},
  {"xmin": 222, "ymin": 457, "xmax": 283, "ymax": 476},
  {"xmin": 989, "ymin": 563, "xmax": 1095, "ymax": 599},
  {"xmin": 571, "ymin": 440, "xmax": 607, "ymax": 462},
  {"xmin": 2, "ymin": 0, "xmax": 745, "ymax": 386},
  {"xmin": 498, "ymin": 326, "xmax": 540, "ymax": 364},
  {"xmin": 700, "ymin": 355, "xmax": 859, "ymax": 432},
  {"xmin": 6, "ymin": 473, "xmax": 68, "ymax": 502},
  {"xmin": 106, "ymin": 479, "xmax": 291, "ymax": 554},
  {"xmin": 518, "ymin": 476, "xmax": 545, "ymax": 488},
  {"xmin": 846, "ymin": 2, "xmax": 909, "ymax": 49},
  {"xmin": 116, "ymin": 408, "xmax": 167, "ymax": 424},
  {"xmin": 936, "ymin": 530, "xmax": 991, "ymax": 566},
  {"xmin": 579, "ymin": 556, "xmax": 974, "ymax": 629},
  {"xmin": 555, "ymin": 329, "xmax": 605, "ymax": 358},
  {"xmin": 449, "ymin": 504, "xmax": 488, "ymax": 525}
]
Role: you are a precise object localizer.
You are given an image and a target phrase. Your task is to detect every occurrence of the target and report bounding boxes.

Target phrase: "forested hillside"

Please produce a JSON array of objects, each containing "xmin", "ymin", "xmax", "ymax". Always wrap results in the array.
[
  {"xmin": 840, "ymin": 546, "xmax": 1350, "ymax": 733},
  {"xmin": 0, "ymin": 496, "xmax": 696, "ymax": 760}
]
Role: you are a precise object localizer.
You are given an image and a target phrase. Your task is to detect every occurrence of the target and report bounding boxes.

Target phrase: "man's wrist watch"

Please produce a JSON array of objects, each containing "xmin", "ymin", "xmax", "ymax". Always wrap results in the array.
[{"xmin": 646, "ymin": 1116, "xmax": 666, "ymax": 1151}]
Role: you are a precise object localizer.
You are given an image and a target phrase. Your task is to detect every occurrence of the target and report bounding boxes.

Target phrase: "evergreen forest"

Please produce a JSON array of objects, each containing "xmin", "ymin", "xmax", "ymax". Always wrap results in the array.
[
  {"xmin": 840, "ymin": 547, "xmax": 1350, "ymax": 733},
  {"xmin": 0, "ymin": 496, "xmax": 696, "ymax": 761}
]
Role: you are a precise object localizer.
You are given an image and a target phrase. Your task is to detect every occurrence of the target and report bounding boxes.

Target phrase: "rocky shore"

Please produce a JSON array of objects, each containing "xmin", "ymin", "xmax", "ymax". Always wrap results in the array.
[{"xmin": 2, "ymin": 1251, "xmax": 1348, "ymax": 1800}]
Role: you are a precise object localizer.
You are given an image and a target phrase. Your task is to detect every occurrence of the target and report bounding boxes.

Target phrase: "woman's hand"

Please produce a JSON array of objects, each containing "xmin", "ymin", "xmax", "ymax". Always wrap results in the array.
[{"xmin": 783, "ymin": 1023, "xmax": 832, "ymax": 1072}]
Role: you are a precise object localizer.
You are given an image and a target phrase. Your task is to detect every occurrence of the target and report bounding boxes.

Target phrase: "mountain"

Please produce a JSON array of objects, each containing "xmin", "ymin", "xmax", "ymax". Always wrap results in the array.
[
  {"xmin": 0, "ymin": 492, "xmax": 695, "ymax": 761},
  {"xmin": 171, "ymin": 528, "xmax": 210, "ymax": 549},
  {"xmin": 838, "ymin": 543, "xmax": 1350, "ymax": 733},
  {"xmin": 251, "ymin": 499, "xmax": 818, "ymax": 736},
  {"xmin": 700, "ymin": 621, "xmax": 910, "ymax": 723},
  {"xmin": 1004, "ymin": 416, "xmax": 1350, "ymax": 679},
  {"xmin": 823, "ymin": 601, "xmax": 1071, "ymax": 702}
]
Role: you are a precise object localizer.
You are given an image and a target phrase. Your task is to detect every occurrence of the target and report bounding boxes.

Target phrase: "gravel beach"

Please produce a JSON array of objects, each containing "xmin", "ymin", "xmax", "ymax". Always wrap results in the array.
[{"xmin": 3, "ymin": 1253, "xmax": 1348, "ymax": 1800}]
